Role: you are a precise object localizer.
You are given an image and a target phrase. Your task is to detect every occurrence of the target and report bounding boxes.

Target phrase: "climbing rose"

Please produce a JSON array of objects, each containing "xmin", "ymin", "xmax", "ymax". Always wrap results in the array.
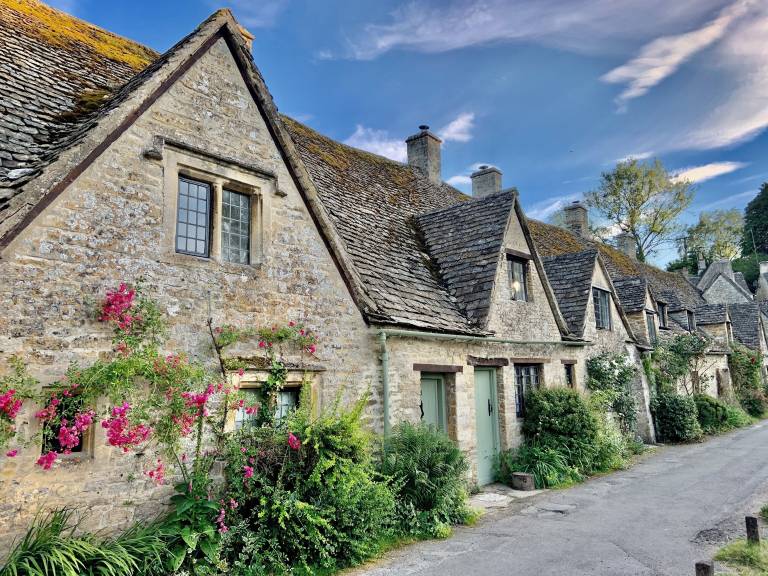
[
  {"xmin": 243, "ymin": 465, "xmax": 254, "ymax": 479},
  {"xmin": 57, "ymin": 422, "xmax": 80, "ymax": 453},
  {"xmin": 101, "ymin": 402, "xmax": 151, "ymax": 452},
  {"xmin": 0, "ymin": 389, "xmax": 22, "ymax": 419},
  {"xmin": 5, "ymin": 449, "xmax": 17, "ymax": 458},
  {"xmin": 215, "ymin": 508, "xmax": 228, "ymax": 533},
  {"xmin": 288, "ymin": 432, "xmax": 301, "ymax": 451},
  {"xmin": 146, "ymin": 459, "xmax": 165, "ymax": 485},
  {"xmin": 37, "ymin": 451, "xmax": 57, "ymax": 470},
  {"xmin": 99, "ymin": 283, "xmax": 136, "ymax": 330}
]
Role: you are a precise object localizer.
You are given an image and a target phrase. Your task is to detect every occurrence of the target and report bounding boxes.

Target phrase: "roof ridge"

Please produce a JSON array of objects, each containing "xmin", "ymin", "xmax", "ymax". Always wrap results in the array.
[{"xmin": 417, "ymin": 188, "xmax": 513, "ymax": 219}]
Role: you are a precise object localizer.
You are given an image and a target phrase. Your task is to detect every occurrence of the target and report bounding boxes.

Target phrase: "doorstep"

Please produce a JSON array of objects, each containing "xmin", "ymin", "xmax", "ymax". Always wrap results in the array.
[{"xmin": 469, "ymin": 482, "xmax": 545, "ymax": 511}]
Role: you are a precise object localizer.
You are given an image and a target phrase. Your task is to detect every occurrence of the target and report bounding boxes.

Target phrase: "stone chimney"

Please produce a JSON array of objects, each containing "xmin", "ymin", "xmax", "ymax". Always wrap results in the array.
[
  {"xmin": 470, "ymin": 165, "xmax": 502, "ymax": 198},
  {"xmin": 616, "ymin": 232, "xmax": 636, "ymax": 259},
  {"xmin": 406, "ymin": 125, "xmax": 442, "ymax": 184},
  {"xmin": 697, "ymin": 254, "xmax": 707, "ymax": 276},
  {"xmin": 237, "ymin": 25, "xmax": 255, "ymax": 51},
  {"xmin": 564, "ymin": 201, "xmax": 588, "ymax": 237}
]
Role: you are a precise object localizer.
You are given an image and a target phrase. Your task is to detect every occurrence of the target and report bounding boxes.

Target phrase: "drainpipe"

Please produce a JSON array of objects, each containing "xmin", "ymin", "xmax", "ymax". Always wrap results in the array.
[
  {"xmin": 376, "ymin": 327, "xmax": 590, "ymax": 437},
  {"xmin": 379, "ymin": 332, "xmax": 390, "ymax": 437}
]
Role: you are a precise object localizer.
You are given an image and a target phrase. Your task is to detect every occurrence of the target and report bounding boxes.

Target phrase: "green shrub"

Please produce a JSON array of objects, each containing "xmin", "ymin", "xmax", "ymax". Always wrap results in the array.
[
  {"xmin": 725, "ymin": 404, "xmax": 753, "ymax": 428},
  {"xmin": 495, "ymin": 441, "xmax": 583, "ymax": 488},
  {"xmin": 730, "ymin": 342, "xmax": 763, "ymax": 392},
  {"xmin": 715, "ymin": 540, "xmax": 768, "ymax": 574},
  {"xmin": 651, "ymin": 393, "xmax": 702, "ymax": 442},
  {"xmin": 380, "ymin": 422, "xmax": 472, "ymax": 538},
  {"xmin": 693, "ymin": 394, "xmax": 730, "ymax": 434},
  {"xmin": 220, "ymin": 390, "xmax": 396, "ymax": 574},
  {"xmin": 0, "ymin": 508, "xmax": 165, "ymax": 576},
  {"xmin": 739, "ymin": 388, "xmax": 767, "ymax": 417},
  {"xmin": 586, "ymin": 352, "xmax": 638, "ymax": 434}
]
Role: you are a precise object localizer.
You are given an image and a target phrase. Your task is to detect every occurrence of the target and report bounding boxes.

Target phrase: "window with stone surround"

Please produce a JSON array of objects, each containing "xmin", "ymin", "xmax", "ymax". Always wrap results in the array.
[
  {"xmin": 593, "ymin": 287, "xmax": 612, "ymax": 330},
  {"xmin": 687, "ymin": 310, "xmax": 696, "ymax": 332},
  {"xmin": 221, "ymin": 189, "xmax": 251, "ymax": 264},
  {"xmin": 658, "ymin": 302, "xmax": 668, "ymax": 328},
  {"xmin": 175, "ymin": 177, "xmax": 211, "ymax": 257},
  {"xmin": 507, "ymin": 256, "xmax": 529, "ymax": 302},
  {"xmin": 646, "ymin": 311, "xmax": 657, "ymax": 344},
  {"xmin": 234, "ymin": 386, "xmax": 300, "ymax": 429},
  {"xmin": 564, "ymin": 363, "xmax": 575, "ymax": 388},
  {"xmin": 514, "ymin": 364, "xmax": 540, "ymax": 417}
]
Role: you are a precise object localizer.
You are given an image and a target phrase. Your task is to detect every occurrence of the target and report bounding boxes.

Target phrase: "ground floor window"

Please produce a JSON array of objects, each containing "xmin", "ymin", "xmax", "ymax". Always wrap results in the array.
[
  {"xmin": 235, "ymin": 386, "xmax": 300, "ymax": 429},
  {"xmin": 420, "ymin": 374, "xmax": 447, "ymax": 432},
  {"xmin": 564, "ymin": 363, "xmax": 575, "ymax": 389},
  {"xmin": 515, "ymin": 364, "xmax": 541, "ymax": 418}
]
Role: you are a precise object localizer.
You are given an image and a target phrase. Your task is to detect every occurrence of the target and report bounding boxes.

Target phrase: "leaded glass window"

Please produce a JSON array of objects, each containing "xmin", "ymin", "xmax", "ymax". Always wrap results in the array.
[
  {"xmin": 176, "ymin": 177, "xmax": 210, "ymax": 257},
  {"xmin": 222, "ymin": 190, "xmax": 250, "ymax": 264},
  {"xmin": 515, "ymin": 364, "xmax": 540, "ymax": 418},
  {"xmin": 593, "ymin": 287, "xmax": 611, "ymax": 330},
  {"xmin": 507, "ymin": 256, "xmax": 528, "ymax": 301}
]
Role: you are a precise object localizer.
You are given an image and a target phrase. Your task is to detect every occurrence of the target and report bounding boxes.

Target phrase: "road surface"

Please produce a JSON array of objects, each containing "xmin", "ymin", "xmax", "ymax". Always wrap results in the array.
[{"xmin": 351, "ymin": 421, "xmax": 768, "ymax": 575}]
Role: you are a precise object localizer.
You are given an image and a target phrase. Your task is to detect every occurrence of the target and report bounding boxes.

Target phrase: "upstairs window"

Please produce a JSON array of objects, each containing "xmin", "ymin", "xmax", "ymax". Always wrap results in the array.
[
  {"xmin": 593, "ymin": 287, "xmax": 612, "ymax": 330},
  {"xmin": 176, "ymin": 177, "xmax": 211, "ymax": 257},
  {"xmin": 687, "ymin": 310, "xmax": 696, "ymax": 332},
  {"xmin": 507, "ymin": 256, "xmax": 529, "ymax": 302},
  {"xmin": 658, "ymin": 303, "xmax": 668, "ymax": 328},
  {"xmin": 222, "ymin": 190, "xmax": 251, "ymax": 264},
  {"xmin": 646, "ymin": 311, "xmax": 657, "ymax": 345}
]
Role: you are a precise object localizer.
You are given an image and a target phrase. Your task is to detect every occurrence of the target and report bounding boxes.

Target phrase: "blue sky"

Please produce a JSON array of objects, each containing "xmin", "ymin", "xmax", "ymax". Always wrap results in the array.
[{"xmin": 53, "ymin": 0, "xmax": 768, "ymax": 266}]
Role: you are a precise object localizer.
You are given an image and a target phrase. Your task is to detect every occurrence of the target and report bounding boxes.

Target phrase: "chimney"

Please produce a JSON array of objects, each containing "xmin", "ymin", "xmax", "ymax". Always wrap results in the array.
[
  {"xmin": 237, "ymin": 25, "xmax": 255, "ymax": 51},
  {"xmin": 697, "ymin": 254, "xmax": 707, "ymax": 276},
  {"xmin": 406, "ymin": 125, "xmax": 442, "ymax": 184},
  {"xmin": 470, "ymin": 165, "xmax": 502, "ymax": 198},
  {"xmin": 564, "ymin": 201, "xmax": 588, "ymax": 237},
  {"xmin": 616, "ymin": 232, "xmax": 636, "ymax": 259}
]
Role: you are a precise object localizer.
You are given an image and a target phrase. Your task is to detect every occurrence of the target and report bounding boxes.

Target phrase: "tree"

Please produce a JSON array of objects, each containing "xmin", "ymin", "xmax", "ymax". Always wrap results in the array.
[
  {"xmin": 685, "ymin": 209, "xmax": 743, "ymax": 262},
  {"xmin": 742, "ymin": 182, "xmax": 768, "ymax": 255},
  {"xmin": 585, "ymin": 158, "xmax": 694, "ymax": 262}
]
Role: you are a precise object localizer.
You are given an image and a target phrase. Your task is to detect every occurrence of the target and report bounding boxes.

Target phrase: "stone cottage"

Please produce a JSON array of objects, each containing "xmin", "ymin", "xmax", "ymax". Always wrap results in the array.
[{"xmin": 0, "ymin": 0, "xmax": 736, "ymax": 547}]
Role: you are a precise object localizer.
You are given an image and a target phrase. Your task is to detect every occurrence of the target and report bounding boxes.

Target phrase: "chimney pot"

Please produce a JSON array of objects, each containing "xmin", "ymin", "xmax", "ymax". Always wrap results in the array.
[
  {"xmin": 564, "ymin": 201, "xmax": 589, "ymax": 237},
  {"xmin": 406, "ymin": 126, "xmax": 442, "ymax": 183},
  {"xmin": 470, "ymin": 165, "xmax": 502, "ymax": 198}
]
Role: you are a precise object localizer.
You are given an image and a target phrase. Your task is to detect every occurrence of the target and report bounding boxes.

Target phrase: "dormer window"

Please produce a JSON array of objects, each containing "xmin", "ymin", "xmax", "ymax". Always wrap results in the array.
[
  {"xmin": 658, "ymin": 303, "xmax": 668, "ymax": 328},
  {"xmin": 593, "ymin": 287, "xmax": 612, "ymax": 330},
  {"xmin": 646, "ymin": 311, "xmax": 657, "ymax": 345},
  {"xmin": 507, "ymin": 256, "xmax": 529, "ymax": 302}
]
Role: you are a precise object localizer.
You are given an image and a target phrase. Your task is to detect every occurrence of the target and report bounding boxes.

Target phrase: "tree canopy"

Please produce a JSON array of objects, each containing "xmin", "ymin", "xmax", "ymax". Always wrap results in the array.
[
  {"xmin": 686, "ymin": 209, "xmax": 743, "ymax": 262},
  {"xmin": 585, "ymin": 159, "xmax": 694, "ymax": 262},
  {"xmin": 742, "ymin": 182, "xmax": 768, "ymax": 255}
]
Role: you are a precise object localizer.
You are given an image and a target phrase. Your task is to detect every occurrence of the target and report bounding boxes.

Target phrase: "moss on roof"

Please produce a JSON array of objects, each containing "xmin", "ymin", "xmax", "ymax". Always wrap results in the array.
[{"xmin": 3, "ymin": 0, "xmax": 157, "ymax": 70}]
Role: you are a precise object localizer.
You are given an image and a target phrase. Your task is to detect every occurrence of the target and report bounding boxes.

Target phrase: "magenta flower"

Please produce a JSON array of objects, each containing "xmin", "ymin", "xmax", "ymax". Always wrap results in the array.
[
  {"xmin": 243, "ymin": 465, "xmax": 254, "ymax": 479},
  {"xmin": 6, "ymin": 449, "xmax": 17, "ymax": 458},
  {"xmin": 36, "ymin": 451, "xmax": 57, "ymax": 470},
  {"xmin": 288, "ymin": 432, "xmax": 301, "ymax": 451}
]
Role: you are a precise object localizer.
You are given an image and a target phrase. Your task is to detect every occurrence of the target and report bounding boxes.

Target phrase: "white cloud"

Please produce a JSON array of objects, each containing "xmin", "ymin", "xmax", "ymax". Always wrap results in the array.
[
  {"xmin": 672, "ymin": 161, "xmax": 747, "ymax": 183},
  {"xmin": 212, "ymin": 0, "xmax": 289, "ymax": 27},
  {"xmin": 616, "ymin": 151, "xmax": 653, "ymax": 163},
  {"xmin": 525, "ymin": 193, "xmax": 582, "ymax": 220},
  {"xmin": 446, "ymin": 175, "xmax": 472, "ymax": 187},
  {"xmin": 438, "ymin": 112, "xmax": 475, "ymax": 143},
  {"xmin": 696, "ymin": 189, "xmax": 756, "ymax": 210},
  {"xmin": 343, "ymin": 125, "xmax": 407, "ymax": 162},
  {"xmin": 601, "ymin": 1, "xmax": 750, "ymax": 107}
]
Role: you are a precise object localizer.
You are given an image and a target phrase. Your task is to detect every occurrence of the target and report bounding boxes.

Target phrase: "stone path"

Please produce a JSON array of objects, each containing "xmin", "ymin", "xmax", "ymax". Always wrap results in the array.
[{"xmin": 348, "ymin": 422, "xmax": 768, "ymax": 575}]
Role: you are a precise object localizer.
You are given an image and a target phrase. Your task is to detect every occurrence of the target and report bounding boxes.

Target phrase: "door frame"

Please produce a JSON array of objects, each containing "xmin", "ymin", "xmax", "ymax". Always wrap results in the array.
[{"xmin": 474, "ymin": 368, "xmax": 501, "ymax": 483}]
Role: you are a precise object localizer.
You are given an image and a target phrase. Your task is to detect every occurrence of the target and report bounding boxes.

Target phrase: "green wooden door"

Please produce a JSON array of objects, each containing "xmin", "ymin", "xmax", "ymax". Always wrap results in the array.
[
  {"xmin": 474, "ymin": 369, "xmax": 499, "ymax": 485},
  {"xmin": 420, "ymin": 375, "xmax": 446, "ymax": 432}
]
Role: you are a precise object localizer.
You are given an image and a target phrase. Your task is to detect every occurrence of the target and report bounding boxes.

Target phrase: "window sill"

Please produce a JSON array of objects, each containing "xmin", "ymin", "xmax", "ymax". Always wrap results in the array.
[{"xmin": 159, "ymin": 251, "xmax": 263, "ymax": 276}]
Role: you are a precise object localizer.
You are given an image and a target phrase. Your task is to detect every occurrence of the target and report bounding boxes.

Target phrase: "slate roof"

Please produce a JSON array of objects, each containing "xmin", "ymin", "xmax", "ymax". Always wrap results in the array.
[
  {"xmin": 0, "ymin": 0, "xmax": 156, "ymax": 199},
  {"xmin": 282, "ymin": 117, "xmax": 488, "ymax": 333},
  {"xmin": 540, "ymin": 250, "xmax": 597, "ymax": 337},
  {"xmin": 760, "ymin": 301, "xmax": 768, "ymax": 318},
  {"xmin": 528, "ymin": 220, "xmax": 706, "ymax": 313},
  {"xmin": 729, "ymin": 302, "xmax": 763, "ymax": 350},
  {"xmin": 416, "ymin": 191, "xmax": 516, "ymax": 327},
  {"xmin": 734, "ymin": 272, "xmax": 751, "ymax": 294},
  {"xmin": 610, "ymin": 276, "xmax": 649, "ymax": 313},
  {"xmin": 695, "ymin": 304, "xmax": 728, "ymax": 326}
]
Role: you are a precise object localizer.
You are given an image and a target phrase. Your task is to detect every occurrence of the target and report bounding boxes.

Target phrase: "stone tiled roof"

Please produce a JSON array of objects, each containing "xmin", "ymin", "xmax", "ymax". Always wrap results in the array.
[
  {"xmin": 734, "ymin": 272, "xmax": 751, "ymax": 294},
  {"xmin": 282, "ymin": 116, "xmax": 485, "ymax": 333},
  {"xmin": 611, "ymin": 276, "xmax": 648, "ymax": 313},
  {"xmin": 695, "ymin": 303, "xmax": 727, "ymax": 326},
  {"xmin": 729, "ymin": 302, "xmax": 762, "ymax": 350},
  {"xmin": 541, "ymin": 249, "xmax": 597, "ymax": 337},
  {"xmin": 759, "ymin": 301, "xmax": 768, "ymax": 317},
  {"xmin": 0, "ymin": 0, "xmax": 156, "ymax": 197},
  {"xmin": 416, "ymin": 191, "xmax": 516, "ymax": 328},
  {"xmin": 528, "ymin": 220, "xmax": 705, "ymax": 313}
]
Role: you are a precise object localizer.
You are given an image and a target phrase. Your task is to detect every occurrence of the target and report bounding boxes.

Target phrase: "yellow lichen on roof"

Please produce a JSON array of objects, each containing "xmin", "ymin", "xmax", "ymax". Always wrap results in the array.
[
  {"xmin": 596, "ymin": 243, "xmax": 640, "ymax": 276},
  {"xmin": 3, "ymin": 0, "xmax": 157, "ymax": 70},
  {"xmin": 527, "ymin": 220, "xmax": 588, "ymax": 256}
]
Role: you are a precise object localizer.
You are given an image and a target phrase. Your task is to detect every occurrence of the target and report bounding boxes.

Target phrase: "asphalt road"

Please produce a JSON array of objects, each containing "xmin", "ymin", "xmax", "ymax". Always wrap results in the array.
[{"xmin": 351, "ymin": 421, "xmax": 768, "ymax": 576}]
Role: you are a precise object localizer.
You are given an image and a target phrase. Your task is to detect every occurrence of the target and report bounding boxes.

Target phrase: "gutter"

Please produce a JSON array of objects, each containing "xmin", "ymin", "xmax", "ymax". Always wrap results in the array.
[{"xmin": 376, "ymin": 327, "xmax": 591, "ymax": 436}]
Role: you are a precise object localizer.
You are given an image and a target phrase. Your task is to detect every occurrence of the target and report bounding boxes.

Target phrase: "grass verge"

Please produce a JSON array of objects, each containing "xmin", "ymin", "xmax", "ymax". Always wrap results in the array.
[{"xmin": 714, "ymin": 540, "xmax": 768, "ymax": 575}]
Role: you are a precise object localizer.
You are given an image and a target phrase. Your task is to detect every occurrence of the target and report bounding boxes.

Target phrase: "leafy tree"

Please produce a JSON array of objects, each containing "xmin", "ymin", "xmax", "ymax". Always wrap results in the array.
[
  {"xmin": 685, "ymin": 209, "xmax": 743, "ymax": 262},
  {"xmin": 742, "ymin": 182, "xmax": 768, "ymax": 255},
  {"xmin": 732, "ymin": 252, "xmax": 768, "ymax": 290},
  {"xmin": 585, "ymin": 158, "xmax": 694, "ymax": 262}
]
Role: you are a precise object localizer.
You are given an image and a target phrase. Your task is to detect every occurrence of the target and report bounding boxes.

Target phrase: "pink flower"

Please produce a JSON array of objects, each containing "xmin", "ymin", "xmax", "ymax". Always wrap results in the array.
[
  {"xmin": 36, "ymin": 451, "xmax": 57, "ymax": 470},
  {"xmin": 146, "ymin": 459, "xmax": 165, "ymax": 485},
  {"xmin": 57, "ymin": 423, "xmax": 80, "ymax": 451},
  {"xmin": 240, "ymin": 447, "xmax": 246, "ymax": 453},
  {"xmin": 258, "ymin": 341, "xmax": 266, "ymax": 348},
  {"xmin": 288, "ymin": 432, "xmax": 301, "ymax": 451},
  {"xmin": 307, "ymin": 344, "xmax": 317, "ymax": 355},
  {"xmin": 237, "ymin": 368, "xmax": 245, "ymax": 377},
  {"xmin": 215, "ymin": 508, "xmax": 228, "ymax": 533},
  {"xmin": 100, "ymin": 283, "xmax": 136, "ymax": 331},
  {"xmin": 6, "ymin": 449, "xmax": 17, "ymax": 457},
  {"xmin": 0, "ymin": 389, "xmax": 23, "ymax": 420},
  {"xmin": 102, "ymin": 402, "xmax": 151, "ymax": 452},
  {"xmin": 288, "ymin": 321, "xmax": 296, "ymax": 327},
  {"xmin": 243, "ymin": 465, "xmax": 254, "ymax": 479}
]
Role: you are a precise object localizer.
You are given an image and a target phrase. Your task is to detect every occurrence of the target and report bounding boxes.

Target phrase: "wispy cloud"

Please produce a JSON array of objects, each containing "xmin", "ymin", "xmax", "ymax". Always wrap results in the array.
[
  {"xmin": 438, "ymin": 112, "xmax": 475, "ymax": 142},
  {"xmin": 696, "ymin": 189, "xmax": 756, "ymax": 210},
  {"xmin": 601, "ymin": 1, "xmax": 750, "ymax": 108},
  {"xmin": 343, "ymin": 125, "xmax": 407, "ymax": 162},
  {"xmin": 673, "ymin": 161, "xmax": 747, "ymax": 183},
  {"xmin": 616, "ymin": 151, "xmax": 653, "ymax": 163},
  {"xmin": 211, "ymin": 0, "xmax": 290, "ymax": 27},
  {"xmin": 446, "ymin": 175, "xmax": 472, "ymax": 187},
  {"xmin": 525, "ymin": 192, "xmax": 582, "ymax": 220}
]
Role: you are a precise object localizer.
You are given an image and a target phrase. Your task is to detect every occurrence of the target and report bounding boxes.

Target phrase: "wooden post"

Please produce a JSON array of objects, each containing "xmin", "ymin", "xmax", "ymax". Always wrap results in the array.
[
  {"xmin": 746, "ymin": 516, "xmax": 760, "ymax": 544},
  {"xmin": 694, "ymin": 561, "xmax": 713, "ymax": 576}
]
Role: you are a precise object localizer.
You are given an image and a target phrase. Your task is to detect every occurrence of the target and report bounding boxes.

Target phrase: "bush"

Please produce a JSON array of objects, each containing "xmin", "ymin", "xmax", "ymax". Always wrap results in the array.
[
  {"xmin": 725, "ymin": 404, "xmax": 753, "ymax": 428},
  {"xmin": 495, "ymin": 441, "xmax": 583, "ymax": 488},
  {"xmin": 730, "ymin": 342, "xmax": 763, "ymax": 392},
  {"xmin": 0, "ymin": 508, "xmax": 166, "ymax": 576},
  {"xmin": 651, "ymin": 393, "xmax": 702, "ymax": 442},
  {"xmin": 739, "ymin": 388, "xmax": 767, "ymax": 418},
  {"xmin": 220, "ymin": 390, "xmax": 396, "ymax": 574},
  {"xmin": 586, "ymin": 352, "xmax": 638, "ymax": 435},
  {"xmin": 693, "ymin": 394, "xmax": 730, "ymax": 434},
  {"xmin": 380, "ymin": 422, "xmax": 472, "ymax": 538}
]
